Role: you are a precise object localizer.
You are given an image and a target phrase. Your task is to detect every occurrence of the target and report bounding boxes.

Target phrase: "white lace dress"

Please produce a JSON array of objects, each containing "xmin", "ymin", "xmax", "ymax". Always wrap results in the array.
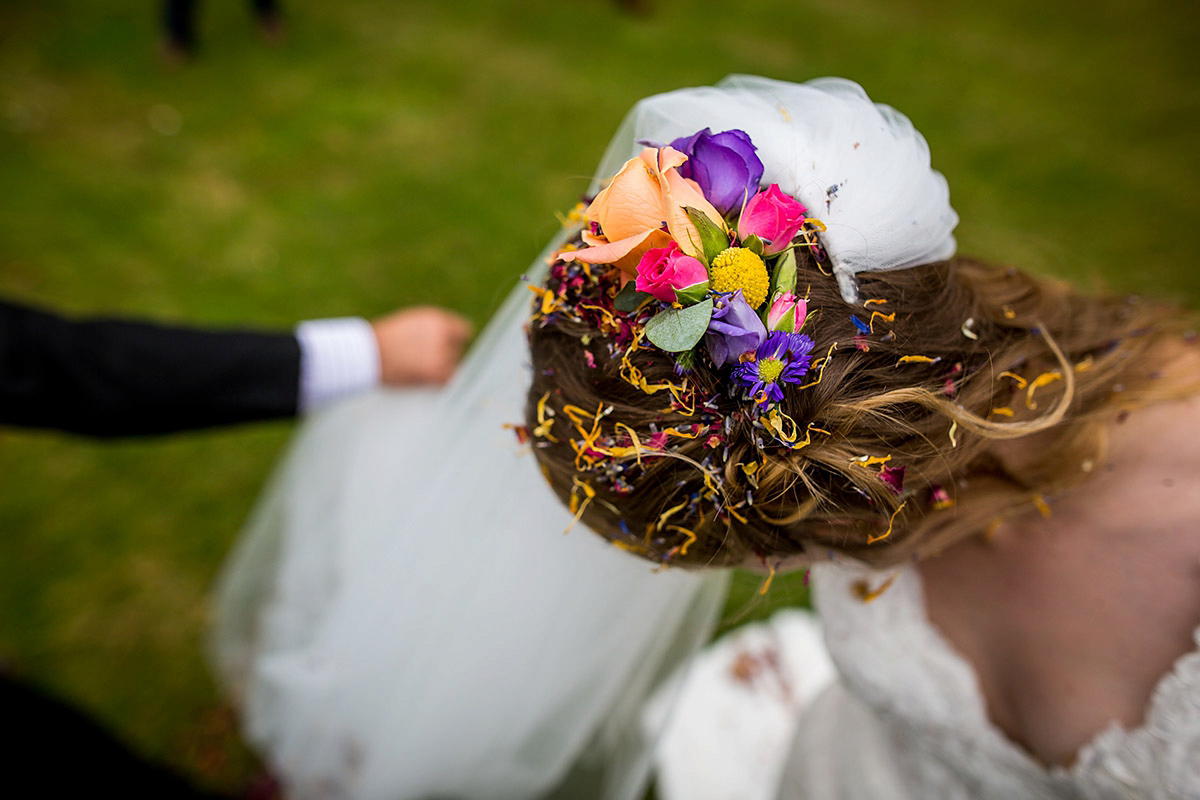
[{"xmin": 653, "ymin": 562, "xmax": 1200, "ymax": 800}]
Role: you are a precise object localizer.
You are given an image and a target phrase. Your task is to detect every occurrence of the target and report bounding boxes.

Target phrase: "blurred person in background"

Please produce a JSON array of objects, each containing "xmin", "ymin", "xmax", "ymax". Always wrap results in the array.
[{"xmin": 161, "ymin": 0, "xmax": 284, "ymax": 61}]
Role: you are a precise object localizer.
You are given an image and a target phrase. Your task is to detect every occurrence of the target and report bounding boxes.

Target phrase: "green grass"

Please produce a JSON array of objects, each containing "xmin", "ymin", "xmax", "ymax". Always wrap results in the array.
[{"xmin": 2, "ymin": 0, "xmax": 1198, "ymax": 790}]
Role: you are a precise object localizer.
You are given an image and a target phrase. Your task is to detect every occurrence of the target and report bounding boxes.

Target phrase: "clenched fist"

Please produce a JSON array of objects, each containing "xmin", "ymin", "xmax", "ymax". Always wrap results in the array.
[{"xmin": 371, "ymin": 307, "xmax": 472, "ymax": 387}]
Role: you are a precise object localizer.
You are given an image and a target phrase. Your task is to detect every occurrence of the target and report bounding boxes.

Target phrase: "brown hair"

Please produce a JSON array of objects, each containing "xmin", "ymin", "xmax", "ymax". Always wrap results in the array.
[{"xmin": 526, "ymin": 246, "xmax": 1190, "ymax": 571}]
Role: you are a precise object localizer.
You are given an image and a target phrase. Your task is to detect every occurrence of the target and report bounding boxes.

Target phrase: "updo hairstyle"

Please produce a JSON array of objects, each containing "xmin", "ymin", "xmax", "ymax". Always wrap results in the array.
[{"xmin": 526, "ymin": 247, "xmax": 1182, "ymax": 570}]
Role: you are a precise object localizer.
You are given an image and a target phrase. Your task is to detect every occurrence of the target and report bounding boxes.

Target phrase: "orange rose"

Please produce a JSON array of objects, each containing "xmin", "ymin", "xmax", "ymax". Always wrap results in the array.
[{"xmin": 565, "ymin": 146, "xmax": 726, "ymax": 274}]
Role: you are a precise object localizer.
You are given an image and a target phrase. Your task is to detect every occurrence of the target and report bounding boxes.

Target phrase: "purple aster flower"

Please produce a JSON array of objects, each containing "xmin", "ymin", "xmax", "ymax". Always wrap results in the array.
[
  {"xmin": 669, "ymin": 128, "xmax": 765, "ymax": 216},
  {"xmin": 731, "ymin": 331, "xmax": 815, "ymax": 406},
  {"xmin": 705, "ymin": 291, "xmax": 767, "ymax": 368}
]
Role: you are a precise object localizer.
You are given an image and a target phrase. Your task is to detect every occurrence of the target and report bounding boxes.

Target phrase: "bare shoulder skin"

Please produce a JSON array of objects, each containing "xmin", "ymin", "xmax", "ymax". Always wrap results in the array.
[{"xmin": 919, "ymin": 383, "xmax": 1200, "ymax": 767}]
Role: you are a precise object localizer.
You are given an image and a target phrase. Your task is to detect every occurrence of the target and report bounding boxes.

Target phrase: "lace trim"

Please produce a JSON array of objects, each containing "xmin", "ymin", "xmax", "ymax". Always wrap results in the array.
[{"xmin": 811, "ymin": 562, "xmax": 1200, "ymax": 798}]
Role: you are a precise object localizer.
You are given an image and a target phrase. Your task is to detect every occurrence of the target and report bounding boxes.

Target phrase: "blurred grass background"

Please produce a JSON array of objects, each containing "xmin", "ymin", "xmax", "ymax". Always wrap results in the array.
[{"xmin": 1, "ymin": 0, "xmax": 1197, "ymax": 791}]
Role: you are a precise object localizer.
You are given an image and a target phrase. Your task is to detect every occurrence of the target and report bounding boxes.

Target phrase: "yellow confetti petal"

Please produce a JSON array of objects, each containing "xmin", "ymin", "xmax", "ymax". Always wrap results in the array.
[{"xmin": 867, "ymin": 501, "xmax": 907, "ymax": 544}]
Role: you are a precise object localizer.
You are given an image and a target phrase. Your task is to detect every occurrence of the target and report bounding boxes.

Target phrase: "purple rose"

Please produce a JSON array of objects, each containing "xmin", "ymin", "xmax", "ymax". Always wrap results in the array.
[
  {"xmin": 704, "ymin": 290, "xmax": 767, "ymax": 367},
  {"xmin": 669, "ymin": 128, "xmax": 765, "ymax": 216}
]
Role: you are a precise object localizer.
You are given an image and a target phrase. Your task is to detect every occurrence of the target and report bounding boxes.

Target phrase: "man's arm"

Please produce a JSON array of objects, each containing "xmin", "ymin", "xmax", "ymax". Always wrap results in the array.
[
  {"xmin": 0, "ymin": 300, "xmax": 473, "ymax": 438},
  {"xmin": 0, "ymin": 299, "xmax": 303, "ymax": 437}
]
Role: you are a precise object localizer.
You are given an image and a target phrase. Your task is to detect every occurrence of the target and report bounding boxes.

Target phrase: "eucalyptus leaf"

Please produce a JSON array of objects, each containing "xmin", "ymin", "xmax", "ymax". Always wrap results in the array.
[
  {"xmin": 614, "ymin": 281, "xmax": 653, "ymax": 313},
  {"xmin": 770, "ymin": 247, "xmax": 798, "ymax": 298},
  {"xmin": 644, "ymin": 298, "xmax": 714, "ymax": 352},
  {"xmin": 683, "ymin": 207, "xmax": 730, "ymax": 265}
]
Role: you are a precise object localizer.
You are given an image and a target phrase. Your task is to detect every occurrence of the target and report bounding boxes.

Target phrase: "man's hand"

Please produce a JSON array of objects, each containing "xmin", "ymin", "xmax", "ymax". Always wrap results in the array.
[{"xmin": 371, "ymin": 307, "xmax": 472, "ymax": 387}]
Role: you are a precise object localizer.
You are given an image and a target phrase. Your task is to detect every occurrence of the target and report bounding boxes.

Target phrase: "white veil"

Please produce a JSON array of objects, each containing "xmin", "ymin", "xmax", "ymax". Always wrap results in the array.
[
  {"xmin": 595, "ymin": 75, "xmax": 957, "ymax": 303},
  {"xmin": 210, "ymin": 224, "xmax": 729, "ymax": 800},
  {"xmin": 210, "ymin": 75, "xmax": 957, "ymax": 800}
]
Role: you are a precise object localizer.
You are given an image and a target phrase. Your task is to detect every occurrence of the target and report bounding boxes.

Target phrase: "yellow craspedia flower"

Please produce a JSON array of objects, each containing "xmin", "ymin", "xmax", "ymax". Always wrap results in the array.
[{"xmin": 710, "ymin": 247, "xmax": 769, "ymax": 309}]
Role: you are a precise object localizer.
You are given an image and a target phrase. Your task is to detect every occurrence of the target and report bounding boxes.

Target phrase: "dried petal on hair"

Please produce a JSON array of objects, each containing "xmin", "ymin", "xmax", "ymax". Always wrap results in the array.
[
  {"xmin": 564, "ymin": 403, "xmax": 608, "ymax": 469},
  {"xmin": 533, "ymin": 392, "xmax": 559, "ymax": 442},
  {"xmin": 990, "ymin": 406, "xmax": 1015, "ymax": 418},
  {"xmin": 556, "ymin": 201, "xmax": 588, "ymax": 227},
  {"xmin": 506, "ymin": 424, "xmax": 531, "ymax": 445},
  {"xmin": 661, "ymin": 425, "xmax": 704, "ymax": 440},
  {"xmin": 961, "ymin": 317, "xmax": 979, "ymax": 340},
  {"xmin": 864, "ymin": 298, "xmax": 889, "ymax": 307},
  {"xmin": 1074, "ymin": 355, "xmax": 1094, "ymax": 373},
  {"xmin": 1025, "ymin": 370, "xmax": 1062, "ymax": 409},
  {"xmin": 667, "ymin": 522, "xmax": 696, "ymax": 554},
  {"xmin": 528, "ymin": 285, "xmax": 563, "ymax": 317},
  {"xmin": 869, "ymin": 310, "xmax": 896, "ymax": 333},
  {"xmin": 948, "ymin": 420, "xmax": 959, "ymax": 448},
  {"xmin": 879, "ymin": 465, "xmax": 906, "ymax": 495},
  {"xmin": 1002, "ymin": 305, "xmax": 1016, "ymax": 319},
  {"xmin": 1032, "ymin": 493, "xmax": 1053, "ymax": 518},
  {"xmin": 853, "ymin": 573, "xmax": 898, "ymax": 603},
  {"xmin": 763, "ymin": 409, "xmax": 817, "ymax": 450},
  {"xmin": 931, "ymin": 485, "xmax": 954, "ymax": 510},
  {"xmin": 852, "ymin": 454, "xmax": 892, "ymax": 469},
  {"xmin": 579, "ymin": 304, "xmax": 621, "ymax": 332},
  {"xmin": 613, "ymin": 539, "xmax": 647, "ymax": 556},
  {"xmin": 798, "ymin": 341, "xmax": 838, "ymax": 390},
  {"xmin": 739, "ymin": 461, "xmax": 760, "ymax": 489},
  {"xmin": 867, "ymin": 501, "xmax": 907, "ymax": 544},
  {"xmin": 664, "ymin": 524, "xmax": 698, "ymax": 557},
  {"xmin": 997, "ymin": 370, "xmax": 1028, "ymax": 389},
  {"xmin": 655, "ymin": 499, "xmax": 690, "ymax": 531},
  {"xmin": 565, "ymin": 477, "xmax": 596, "ymax": 534},
  {"xmin": 851, "ymin": 315, "xmax": 870, "ymax": 335},
  {"xmin": 614, "ymin": 422, "xmax": 645, "ymax": 467},
  {"xmin": 758, "ymin": 560, "xmax": 777, "ymax": 596},
  {"xmin": 897, "ymin": 355, "xmax": 940, "ymax": 365}
]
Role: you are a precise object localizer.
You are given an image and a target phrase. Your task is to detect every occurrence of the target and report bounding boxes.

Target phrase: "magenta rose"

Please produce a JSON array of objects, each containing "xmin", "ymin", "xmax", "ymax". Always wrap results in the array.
[
  {"xmin": 634, "ymin": 242, "xmax": 710, "ymax": 304},
  {"xmin": 738, "ymin": 184, "xmax": 808, "ymax": 254}
]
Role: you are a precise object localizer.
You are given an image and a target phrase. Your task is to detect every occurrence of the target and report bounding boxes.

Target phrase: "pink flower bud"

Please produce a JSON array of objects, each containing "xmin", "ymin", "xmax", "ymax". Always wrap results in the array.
[
  {"xmin": 738, "ymin": 184, "xmax": 808, "ymax": 254},
  {"xmin": 635, "ymin": 242, "xmax": 710, "ymax": 304},
  {"xmin": 766, "ymin": 292, "xmax": 807, "ymax": 332}
]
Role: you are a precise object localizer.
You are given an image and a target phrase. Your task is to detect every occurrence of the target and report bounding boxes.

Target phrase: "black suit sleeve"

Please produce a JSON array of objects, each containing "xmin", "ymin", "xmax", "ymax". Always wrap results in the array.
[{"xmin": 0, "ymin": 299, "xmax": 301, "ymax": 437}]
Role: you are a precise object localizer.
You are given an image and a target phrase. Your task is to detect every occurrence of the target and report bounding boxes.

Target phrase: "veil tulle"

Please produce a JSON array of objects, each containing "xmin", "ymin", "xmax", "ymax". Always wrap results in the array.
[
  {"xmin": 210, "ymin": 75, "xmax": 958, "ymax": 800},
  {"xmin": 595, "ymin": 75, "xmax": 957, "ymax": 303},
  {"xmin": 210, "ymin": 226, "xmax": 729, "ymax": 800}
]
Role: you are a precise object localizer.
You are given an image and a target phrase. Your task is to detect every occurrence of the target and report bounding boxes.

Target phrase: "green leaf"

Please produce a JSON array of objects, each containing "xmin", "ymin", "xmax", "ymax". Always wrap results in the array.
[
  {"xmin": 741, "ymin": 234, "xmax": 765, "ymax": 256},
  {"xmin": 644, "ymin": 298, "xmax": 714, "ymax": 352},
  {"xmin": 613, "ymin": 281, "xmax": 653, "ymax": 313},
  {"xmin": 683, "ymin": 207, "xmax": 730, "ymax": 265},
  {"xmin": 673, "ymin": 280, "xmax": 710, "ymax": 305},
  {"xmin": 770, "ymin": 247, "xmax": 798, "ymax": 298}
]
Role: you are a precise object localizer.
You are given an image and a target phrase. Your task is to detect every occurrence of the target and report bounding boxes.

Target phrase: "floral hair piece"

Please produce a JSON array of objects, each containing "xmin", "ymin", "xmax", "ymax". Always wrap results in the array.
[{"xmin": 549, "ymin": 128, "xmax": 828, "ymax": 414}]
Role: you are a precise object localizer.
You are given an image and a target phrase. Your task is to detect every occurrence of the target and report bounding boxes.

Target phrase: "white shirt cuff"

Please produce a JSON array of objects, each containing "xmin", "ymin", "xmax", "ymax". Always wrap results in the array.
[{"xmin": 295, "ymin": 317, "xmax": 381, "ymax": 412}]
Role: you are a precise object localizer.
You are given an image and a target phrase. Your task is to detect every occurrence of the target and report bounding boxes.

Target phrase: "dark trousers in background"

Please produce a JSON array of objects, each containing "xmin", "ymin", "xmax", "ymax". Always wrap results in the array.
[
  {"xmin": 2, "ymin": 675, "xmax": 233, "ymax": 797},
  {"xmin": 163, "ymin": 0, "xmax": 282, "ymax": 53}
]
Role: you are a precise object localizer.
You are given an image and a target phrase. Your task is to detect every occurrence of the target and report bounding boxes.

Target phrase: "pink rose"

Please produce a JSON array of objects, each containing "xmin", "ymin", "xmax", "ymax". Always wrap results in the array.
[
  {"xmin": 766, "ymin": 292, "xmax": 807, "ymax": 332},
  {"xmin": 635, "ymin": 242, "xmax": 710, "ymax": 304},
  {"xmin": 738, "ymin": 184, "xmax": 807, "ymax": 254}
]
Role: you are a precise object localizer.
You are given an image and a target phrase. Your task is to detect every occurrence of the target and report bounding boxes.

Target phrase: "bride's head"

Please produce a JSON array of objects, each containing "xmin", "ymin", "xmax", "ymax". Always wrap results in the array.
[{"xmin": 524, "ymin": 78, "xmax": 1185, "ymax": 572}]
